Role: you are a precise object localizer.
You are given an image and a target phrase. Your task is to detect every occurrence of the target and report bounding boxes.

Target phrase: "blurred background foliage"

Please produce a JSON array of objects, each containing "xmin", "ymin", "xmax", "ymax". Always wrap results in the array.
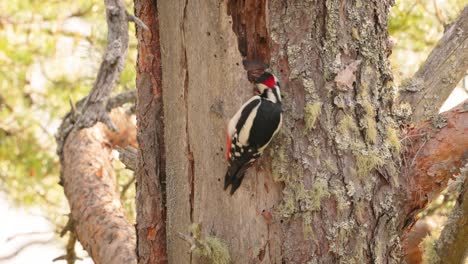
[
  {"xmin": 389, "ymin": 0, "xmax": 466, "ymax": 79},
  {"xmin": 0, "ymin": 0, "xmax": 466, "ymax": 261},
  {"xmin": 0, "ymin": 0, "xmax": 137, "ymax": 227}
]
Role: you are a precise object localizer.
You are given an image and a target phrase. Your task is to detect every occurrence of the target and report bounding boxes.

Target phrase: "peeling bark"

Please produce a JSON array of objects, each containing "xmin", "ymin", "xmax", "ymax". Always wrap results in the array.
[
  {"xmin": 134, "ymin": 0, "xmax": 167, "ymax": 263},
  {"xmin": 399, "ymin": 7, "xmax": 468, "ymax": 122},
  {"xmin": 400, "ymin": 101, "xmax": 468, "ymax": 224},
  {"xmin": 62, "ymin": 115, "xmax": 137, "ymax": 264}
]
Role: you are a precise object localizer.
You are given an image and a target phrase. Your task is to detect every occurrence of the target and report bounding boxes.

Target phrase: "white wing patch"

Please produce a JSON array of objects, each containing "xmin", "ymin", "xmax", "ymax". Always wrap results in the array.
[
  {"xmin": 227, "ymin": 96, "xmax": 260, "ymax": 138},
  {"xmin": 238, "ymin": 103, "xmax": 261, "ymax": 146}
]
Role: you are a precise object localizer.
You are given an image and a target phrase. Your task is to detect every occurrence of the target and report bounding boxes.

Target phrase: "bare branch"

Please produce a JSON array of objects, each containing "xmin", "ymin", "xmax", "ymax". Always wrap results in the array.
[
  {"xmin": 399, "ymin": 7, "xmax": 468, "ymax": 121},
  {"xmin": 400, "ymin": 100, "xmax": 468, "ymax": 224},
  {"xmin": 117, "ymin": 146, "xmax": 138, "ymax": 171},
  {"xmin": 126, "ymin": 11, "xmax": 149, "ymax": 31},
  {"xmin": 435, "ymin": 170, "xmax": 468, "ymax": 263},
  {"xmin": 56, "ymin": 91, "xmax": 136, "ymax": 184},
  {"xmin": 120, "ymin": 175, "xmax": 136, "ymax": 199},
  {"xmin": 59, "ymin": 216, "xmax": 75, "ymax": 237},
  {"xmin": 52, "ymin": 232, "xmax": 82, "ymax": 264},
  {"xmin": 107, "ymin": 90, "xmax": 136, "ymax": 110},
  {"xmin": 75, "ymin": 0, "xmax": 130, "ymax": 131}
]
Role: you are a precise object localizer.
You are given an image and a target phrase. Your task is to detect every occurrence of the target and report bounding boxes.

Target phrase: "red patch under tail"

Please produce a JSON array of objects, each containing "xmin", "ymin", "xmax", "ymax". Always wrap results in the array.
[{"xmin": 226, "ymin": 130, "xmax": 231, "ymax": 161}]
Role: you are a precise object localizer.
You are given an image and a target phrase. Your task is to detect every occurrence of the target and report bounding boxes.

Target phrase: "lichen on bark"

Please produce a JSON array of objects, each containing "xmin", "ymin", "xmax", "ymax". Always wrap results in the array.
[{"xmin": 266, "ymin": 0, "xmax": 404, "ymax": 262}]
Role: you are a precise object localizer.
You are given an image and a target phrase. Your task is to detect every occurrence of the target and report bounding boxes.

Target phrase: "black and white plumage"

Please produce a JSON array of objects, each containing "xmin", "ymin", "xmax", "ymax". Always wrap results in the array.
[{"xmin": 224, "ymin": 72, "xmax": 282, "ymax": 195}]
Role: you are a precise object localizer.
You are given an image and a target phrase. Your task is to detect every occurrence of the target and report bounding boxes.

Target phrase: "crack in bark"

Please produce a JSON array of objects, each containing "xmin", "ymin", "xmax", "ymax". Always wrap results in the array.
[
  {"xmin": 227, "ymin": 0, "xmax": 270, "ymax": 64},
  {"xmin": 181, "ymin": 2, "xmax": 195, "ymax": 264},
  {"xmin": 182, "ymin": 0, "xmax": 194, "ymax": 225}
]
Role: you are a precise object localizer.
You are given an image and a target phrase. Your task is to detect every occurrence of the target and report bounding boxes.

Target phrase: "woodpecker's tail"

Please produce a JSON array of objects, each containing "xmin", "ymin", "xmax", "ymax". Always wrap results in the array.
[{"xmin": 224, "ymin": 162, "xmax": 251, "ymax": 195}]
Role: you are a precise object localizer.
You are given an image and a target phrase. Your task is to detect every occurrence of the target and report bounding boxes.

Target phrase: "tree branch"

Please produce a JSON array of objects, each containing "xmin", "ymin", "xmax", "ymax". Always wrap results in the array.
[
  {"xmin": 62, "ymin": 115, "xmax": 137, "ymax": 264},
  {"xmin": 399, "ymin": 7, "xmax": 468, "ymax": 122},
  {"xmin": 56, "ymin": 90, "xmax": 136, "ymax": 168},
  {"xmin": 117, "ymin": 146, "xmax": 138, "ymax": 171},
  {"xmin": 435, "ymin": 170, "xmax": 468, "ymax": 263},
  {"xmin": 126, "ymin": 11, "xmax": 149, "ymax": 31},
  {"xmin": 107, "ymin": 90, "xmax": 136, "ymax": 110},
  {"xmin": 75, "ymin": 0, "xmax": 129, "ymax": 131},
  {"xmin": 400, "ymin": 100, "xmax": 468, "ymax": 225},
  {"xmin": 53, "ymin": 232, "xmax": 82, "ymax": 264}
]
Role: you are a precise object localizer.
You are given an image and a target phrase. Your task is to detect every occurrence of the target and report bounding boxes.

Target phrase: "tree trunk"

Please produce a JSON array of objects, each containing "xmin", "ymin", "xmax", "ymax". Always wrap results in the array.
[
  {"xmin": 133, "ymin": 1, "xmax": 468, "ymax": 263},
  {"xmin": 134, "ymin": 0, "xmax": 167, "ymax": 262}
]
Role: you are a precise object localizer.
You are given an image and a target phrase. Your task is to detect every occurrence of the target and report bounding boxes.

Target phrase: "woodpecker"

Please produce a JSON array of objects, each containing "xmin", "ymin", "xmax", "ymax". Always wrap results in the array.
[{"xmin": 224, "ymin": 72, "xmax": 282, "ymax": 194}]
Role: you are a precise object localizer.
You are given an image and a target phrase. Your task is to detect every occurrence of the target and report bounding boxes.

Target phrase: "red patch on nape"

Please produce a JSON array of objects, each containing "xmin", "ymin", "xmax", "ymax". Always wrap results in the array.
[
  {"xmin": 263, "ymin": 76, "xmax": 275, "ymax": 88},
  {"xmin": 226, "ymin": 132, "xmax": 231, "ymax": 161}
]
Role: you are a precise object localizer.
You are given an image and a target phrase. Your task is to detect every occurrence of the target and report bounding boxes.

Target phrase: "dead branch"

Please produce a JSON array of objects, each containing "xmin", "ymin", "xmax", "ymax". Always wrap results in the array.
[
  {"xmin": 400, "ymin": 100, "xmax": 468, "ymax": 224},
  {"xmin": 435, "ymin": 169, "xmax": 468, "ymax": 263},
  {"xmin": 120, "ymin": 175, "xmax": 136, "ymax": 200},
  {"xmin": 126, "ymin": 11, "xmax": 149, "ymax": 31},
  {"xmin": 56, "ymin": 90, "xmax": 136, "ymax": 167},
  {"xmin": 75, "ymin": 0, "xmax": 129, "ymax": 131},
  {"xmin": 56, "ymin": 0, "xmax": 137, "ymax": 257},
  {"xmin": 52, "ymin": 232, "xmax": 82, "ymax": 264},
  {"xmin": 107, "ymin": 90, "xmax": 137, "ymax": 110},
  {"xmin": 399, "ymin": 7, "xmax": 468, "ymax": 122},
  {"xmin": 117, "ymin": 146, "xmax": 138, "ymax": 171}
]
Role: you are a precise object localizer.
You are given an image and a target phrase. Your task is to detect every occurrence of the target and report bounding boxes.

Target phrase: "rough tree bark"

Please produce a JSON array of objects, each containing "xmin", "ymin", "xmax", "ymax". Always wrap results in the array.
[
  {"xmin": 62, "ymin": 112, "xmax": 137, "ymax": 264},
  {"xmin": 134, "ymin": 0, "xmax": 168, "ymax": 263},
  {"xmin": 57, "ymin": 0, "xmax": 138, "ymax": 262},
  {"xmin": 143, "ymin": 1, "xmax": 468, "ymax": 263},
  {"xmin": 57, "ymin": 1, "xmax": 468, "ymax": 263}
]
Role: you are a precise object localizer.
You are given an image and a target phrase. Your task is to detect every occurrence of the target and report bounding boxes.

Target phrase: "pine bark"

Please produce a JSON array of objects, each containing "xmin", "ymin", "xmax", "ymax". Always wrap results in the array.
[
  {"xmin": 62, "ymin": 113, "xmax": 137, "ymax": 264},
  {"xmin": 134, "ymin": 1, "xmax": 468, "ymax": 263},
  {"xmin": 134, "ymin": 0, "xmax": 167, "ymax": 263}
]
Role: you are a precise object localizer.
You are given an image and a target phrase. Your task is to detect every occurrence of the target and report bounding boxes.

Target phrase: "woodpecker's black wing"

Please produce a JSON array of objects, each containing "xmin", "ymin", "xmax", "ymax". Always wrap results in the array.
[
  {"xmin": 234, "ymin": 98, "xmax": 261, "ymax": 133},
  {"xmin": 224, "ymin": 99, "xmax": 282, "ymax": 195},
  {"xmin": 248, "ymin": 100, "xmax": 282, "ymax": 149},
  {"xmin": 224, "ymin": 98, "xmax": 261, "ymax": 194}
]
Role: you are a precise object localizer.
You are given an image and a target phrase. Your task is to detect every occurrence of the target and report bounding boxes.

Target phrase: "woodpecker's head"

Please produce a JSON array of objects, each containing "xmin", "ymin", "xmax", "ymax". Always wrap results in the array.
[{"xmin": 255, "ymin": 72, "xmax": 281, "ymax": 103}]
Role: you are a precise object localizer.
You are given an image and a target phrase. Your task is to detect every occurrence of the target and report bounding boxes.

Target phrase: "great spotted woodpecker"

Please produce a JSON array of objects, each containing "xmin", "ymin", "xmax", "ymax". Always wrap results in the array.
[{"xmin": 224, "ymin": 72, "xmax": 282, "ymax": 194}]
